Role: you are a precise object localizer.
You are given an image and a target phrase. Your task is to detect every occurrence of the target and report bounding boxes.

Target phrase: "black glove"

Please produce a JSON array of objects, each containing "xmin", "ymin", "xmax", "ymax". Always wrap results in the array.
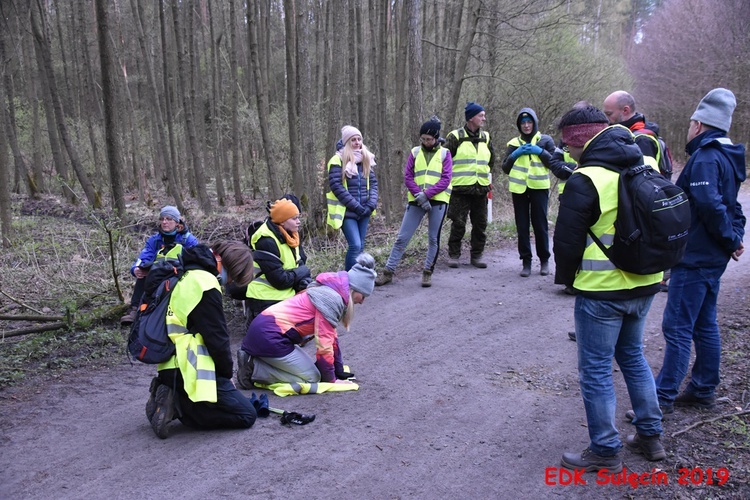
[
  {"xmin": 335, "ymin": 369, "xmax": 355, "ymax": 380},
  {"xmin": 355, "ymin": 205, "xmax": 368, "ymax": 218},
  {"xmin": 293, "ymin": 265, "xmax": 311, "ymax": 281},
  {"xmin": 295, "ymin": 277, "xmax": 312, "ymax": 292},
  {"xmin": 362, "ymin": 206, "xmax": 373, "ymax": 218}
]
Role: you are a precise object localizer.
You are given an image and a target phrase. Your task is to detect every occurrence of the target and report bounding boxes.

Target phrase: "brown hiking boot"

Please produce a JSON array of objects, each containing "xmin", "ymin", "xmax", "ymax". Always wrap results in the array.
[
  {"xmin": 625, "ymin": 433, "xmax": 666, "ymax": 461},
  {"xmin": 470, "ymin": 256, "xmax": 487, "ymax": 268},
  {"xmin": 421, "ymin": 270, "xmax": 432, "ymax": 288},
  {"xmin": 561, "ymin": 448, "xmax": 622, "ymax": 473},
  {"xmin": 120, "ymin": 306, "xmax": 137, "ymax": 326},
  {"xmin": 375, "ymin": 269, "xmax": 393, "ymax": 286},
  {"xmin": 447, "ymin": 257, "xmax": 459, "ymax": 268}
]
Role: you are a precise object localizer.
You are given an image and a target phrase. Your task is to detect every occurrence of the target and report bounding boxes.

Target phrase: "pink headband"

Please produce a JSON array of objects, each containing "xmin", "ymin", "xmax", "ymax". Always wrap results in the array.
[{"xmin": 561, "ymin": 123, "xmax": 608, "ymax": 148}]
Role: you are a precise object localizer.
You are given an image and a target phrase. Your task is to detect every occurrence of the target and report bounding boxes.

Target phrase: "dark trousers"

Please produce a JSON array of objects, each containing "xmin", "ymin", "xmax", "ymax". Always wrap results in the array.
[
  {"xmin": 447, "ymin": 192, "xmax": 488, "ymax": 259},
  {"xmin": 512, "ymin": 189, "xmax": 550, "ymax": 264},
  {"xmin": 158, "ymin": 370, "xmax": 257, "ymax": 430},
  {"xmin": 130, "ymin": 277, "xmax": 146, "ymax": 307}
]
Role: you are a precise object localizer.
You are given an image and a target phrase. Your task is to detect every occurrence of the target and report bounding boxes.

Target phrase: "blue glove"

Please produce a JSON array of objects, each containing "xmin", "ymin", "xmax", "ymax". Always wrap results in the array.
[
  {"xmin": 526, "ymin": 144, "xmax": 543, "ymax": 155},
  {"xmin": 509, "ymin": 144, "xmax": 531, "ymax": 160}
]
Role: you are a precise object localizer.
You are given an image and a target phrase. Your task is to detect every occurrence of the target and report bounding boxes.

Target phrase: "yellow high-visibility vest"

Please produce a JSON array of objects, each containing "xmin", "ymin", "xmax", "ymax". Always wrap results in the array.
[
  {"xmin": 507, "ymin": 132, "xmax": 550, "ymax": 193},
  {"xmin": 246, "ymin": 221, "xmax": 299, "ymax": 302},
  {"xmin": 157, "ymin": 269, "xmax": 221, "ymax": 403},
  {"xmin": 407, "ymin": 146, "xmax": 452, "ymax": 203},
  {"xmin": 447, "ymin": 128, "xmax": 491, "ymax": 187},
  {"xmin": 572, "ymin": 166, "xmax": 662, "ymax": 291}
]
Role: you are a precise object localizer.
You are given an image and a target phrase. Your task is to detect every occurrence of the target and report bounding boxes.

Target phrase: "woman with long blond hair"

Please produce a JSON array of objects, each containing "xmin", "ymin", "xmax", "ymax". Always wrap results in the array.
[{"xmin": 326, "ymin": 126, "xmax": 378, "ymax": 270}]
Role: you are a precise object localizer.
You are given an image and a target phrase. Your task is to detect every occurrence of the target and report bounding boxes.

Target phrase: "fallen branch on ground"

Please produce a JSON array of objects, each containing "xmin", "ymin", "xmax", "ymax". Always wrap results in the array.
[{"xmin": 671, "ymin": 408, "xmax": 750, "ymax": 437}]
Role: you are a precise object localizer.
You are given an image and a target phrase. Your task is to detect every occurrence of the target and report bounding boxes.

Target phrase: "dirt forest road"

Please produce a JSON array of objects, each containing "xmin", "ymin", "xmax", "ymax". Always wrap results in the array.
[{"xmin": 2, "ymin": 220, "xmax": 749, "ymax": 499}]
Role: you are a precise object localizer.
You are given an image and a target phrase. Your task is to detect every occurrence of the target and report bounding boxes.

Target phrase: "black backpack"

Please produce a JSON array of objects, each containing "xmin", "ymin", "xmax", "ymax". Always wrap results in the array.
[
  {"xmin": 588, "ymin": 164, "xmax": 690, "ymax": 275},
  {"xmin": 634, "ymin": 129, "xmax": 673, "ymax": 179},
  {"xmin": 127, "ymin": 258, "xmax": 183, "ymax": 364}
]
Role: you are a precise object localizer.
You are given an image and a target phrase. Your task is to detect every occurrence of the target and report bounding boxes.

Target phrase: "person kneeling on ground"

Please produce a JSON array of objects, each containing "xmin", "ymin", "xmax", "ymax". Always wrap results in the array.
[
  {"xmin": 146, "ymin": 241, "xmax": 257, "ymax": 439},
  {"xmin": 236, "ymin": 253, "xmax": 377, "ymax": 388}
]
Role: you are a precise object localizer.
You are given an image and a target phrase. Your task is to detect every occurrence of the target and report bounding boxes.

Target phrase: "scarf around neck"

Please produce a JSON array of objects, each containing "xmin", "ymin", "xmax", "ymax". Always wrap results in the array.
[{"xmin": 276, "ymin": 224, "xmax": 300, "ymax": 248}]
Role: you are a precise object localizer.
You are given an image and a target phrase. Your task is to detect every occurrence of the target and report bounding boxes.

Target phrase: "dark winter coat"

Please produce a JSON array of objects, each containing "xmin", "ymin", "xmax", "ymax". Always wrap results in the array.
[
  {"xmin": 553, "ymin": 125, "xmax": 660, "ymax": 300},
  {"xmin": 677, "ymin": 129, "xmax": 746, "ymax": 268}
]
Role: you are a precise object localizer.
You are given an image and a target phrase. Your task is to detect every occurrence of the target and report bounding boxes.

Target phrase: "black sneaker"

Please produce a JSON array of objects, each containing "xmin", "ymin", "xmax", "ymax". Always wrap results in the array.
[
  {"xmin": 561, "ymin": 448, "xmax": 622, "ymax": 473},
  {"xmin": 674, "ymin": 391, "xmax": 716, "ymax": 409},
  {"xmin": 625, "ymin": 433, "xmax": 666, "ymax": 461},
  {"xmin": 150, "ymin": 384, "xmax": 175, "ymax": 439},
  {"xmin": 567, "ymin": 331, "xmax": 577, "ymax": 342},
  {"xmin": 145, "ymin": 377, "xmax": 161, "ymax": 421},
  {"xmin": 236, "ymin": 349, "xmax": 255, "ymax": 390}
]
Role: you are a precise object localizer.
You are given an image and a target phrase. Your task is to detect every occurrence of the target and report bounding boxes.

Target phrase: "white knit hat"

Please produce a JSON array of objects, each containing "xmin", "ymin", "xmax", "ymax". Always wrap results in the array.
[{"xmin": 341, "ymin": 125, "xmax": 362, "ymax": 147}]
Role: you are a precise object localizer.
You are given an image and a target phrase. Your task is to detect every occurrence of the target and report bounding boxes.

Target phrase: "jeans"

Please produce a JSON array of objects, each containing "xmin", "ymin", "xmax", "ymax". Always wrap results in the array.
[
  {"xmin": 574, "ymin": 294, "xmax": 662, "ymax": 455},
  {"xmin": 385, "ymin": 203, "xmax": 447, "ymax": 272},
  {"xmin": 447, "ymin": 192, "xmax": 488, "ymax": 259},
  {"xmin": 655, "ymin": 264, "xmax": 726, "ymax": 402},
  {"xmin": 342, "ymin": 216, "xmax": 370, "ymax": 270},
  {"xmin": 511, "ymin": 189, "xmax": 550, "ymax": 263}
]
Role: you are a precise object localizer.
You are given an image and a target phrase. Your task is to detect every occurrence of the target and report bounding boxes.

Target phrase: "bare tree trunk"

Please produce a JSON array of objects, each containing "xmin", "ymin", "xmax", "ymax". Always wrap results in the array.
[
  {"xmin": 95, "ymin": 0, "xmax": 126, "ymax": 215},
  {"xmin": 446, "ymin": 0, "xmax": 480, "ymax": 124},
  {"xmin": 171, "ymin": 0, "xmax": 211, "ymax": 213},
  {"xmin": 282, "ymin": 0, "xmax": 303, "ymax": 196},
  {"xmin": 229, "ymin": 0, "xmax": 244, "ymax": 205},
  {"xmin": 355, "ymin": 4, "xmax": 365, "ymax": 128},
  {"xmin": 0, "ymin": 32, "xmax": 38, "ymax": 198},
  {"xmin": 297, "ymin": 0, "xmax": 321, "ymax": 223},
  {"xmin": 130, "ymin": 0, "xmax": 184, "ymax": 212},
  {"xmin": 207, "ymin": 0, "xmax": 226, "ymax": 207},
  {"xmin": 372, "ymin": 0, "xmax": 393, "ymax": 221},
  {"xmin": 160, "ymin": 0, "xmax": 183, "ymax": 197},
  {"xmin": 407, "ymin": 0, "xmax": 423, "ymax": 143},
  {"xmin": 0, "ymin": 61, "xmax": 13, "ymax": 246},
  {"xmin": 389, "ymin": 0, "xmax": 409, "ymax": 218},
  {"xmin": 326, "ymin": 0, "xmax": 344, "ymax": 161},
  {"xmin": 31, "ymin": 0, "xmax": 101, "ymax": 208},
  {"xmin": 247, "ymin": 1, "xmax": 279, "ymax": 199}
]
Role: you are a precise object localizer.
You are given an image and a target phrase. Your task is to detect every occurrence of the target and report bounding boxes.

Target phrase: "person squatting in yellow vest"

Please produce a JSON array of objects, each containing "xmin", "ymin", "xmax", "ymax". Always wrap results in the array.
[
  {"xmin": 444, "ymin": 102, "xmax": 495, "ymax": 269},
  {"xmin": 501, "ymin": 108, "xmax": 556, "ymax": 277},
  {"xmin": 375, "ymin": 117, "xmax": 453, "ymax": 288},
  {"xmin": 553, "ymin": 105, "xmax": 665, "ymax": 472},
  {"xmin": 146, "ymin": 242, "xmax": 257, "ymax": 439},
  {"xmin": 227, "ymin": 196, "xmax": 311, "ymax": 324}
]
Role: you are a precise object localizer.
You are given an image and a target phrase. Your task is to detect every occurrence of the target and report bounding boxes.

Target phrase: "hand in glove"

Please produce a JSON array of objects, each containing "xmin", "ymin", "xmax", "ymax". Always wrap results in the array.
[
  {"xmin": 414, "ymin": 192, "xmax": 432, "ymax": 211},
  {"xmin": 355, "ymin": 205, "xmax": 368, "ymax": 218},
  {"xmin": 335, "ymin": 369, "xmax": 356, "ymax": 380},
  {"xmin": 525, "ymin": 144, "xmax": 543, "ymax": 155},
  {"xmin": 509, "ymin": 144, "xmax": 531, "ymax": 160}
]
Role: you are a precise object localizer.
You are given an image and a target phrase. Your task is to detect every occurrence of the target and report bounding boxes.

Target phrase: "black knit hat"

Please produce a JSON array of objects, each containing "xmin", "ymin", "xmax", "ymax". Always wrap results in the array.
[{"xmin": 419, "ymin": 117, "xmax": 441, "ymax": 138}]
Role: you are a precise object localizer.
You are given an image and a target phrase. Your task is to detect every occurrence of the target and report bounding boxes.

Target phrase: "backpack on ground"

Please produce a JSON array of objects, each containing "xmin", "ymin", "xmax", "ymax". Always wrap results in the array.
[
  {"xmin": 127, "ymin": 257, "xmax": 184, "ymax": 364},
  {"xmin": 588, "ymin": 163, "xmax": 690, "ymax": 275}
]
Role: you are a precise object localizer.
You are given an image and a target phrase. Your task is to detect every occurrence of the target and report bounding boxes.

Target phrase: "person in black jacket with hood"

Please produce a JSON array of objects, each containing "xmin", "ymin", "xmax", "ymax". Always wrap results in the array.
[{"xmin": 554, "ymin": 106, "xmax": 665, "ymax": 473}]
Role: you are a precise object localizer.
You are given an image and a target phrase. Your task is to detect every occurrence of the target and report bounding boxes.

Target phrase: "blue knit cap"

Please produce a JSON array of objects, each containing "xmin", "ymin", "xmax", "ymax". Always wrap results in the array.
[{"xmin": 465, "ymin": 102, "xmax": 485, "ymax": 121}]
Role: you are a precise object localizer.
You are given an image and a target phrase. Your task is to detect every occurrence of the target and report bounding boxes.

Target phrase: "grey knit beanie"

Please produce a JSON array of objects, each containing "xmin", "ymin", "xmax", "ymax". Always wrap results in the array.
[
  {"xmin": 347, "ymin": 253, "xmax": 377, "ymax": 297},
  {"xmin": 160, "ymin": 205, "xmax": 181, "ymax": 222},
  {"xmin": 691, "ymin": 88, "xmax": 736, "ymax": 132}
]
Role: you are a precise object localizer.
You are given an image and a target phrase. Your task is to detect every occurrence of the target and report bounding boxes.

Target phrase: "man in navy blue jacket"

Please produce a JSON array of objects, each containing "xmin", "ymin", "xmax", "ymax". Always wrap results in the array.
[{"xmin": 653, "ymin": 88, "xmax": 746, "ymax": 415}]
